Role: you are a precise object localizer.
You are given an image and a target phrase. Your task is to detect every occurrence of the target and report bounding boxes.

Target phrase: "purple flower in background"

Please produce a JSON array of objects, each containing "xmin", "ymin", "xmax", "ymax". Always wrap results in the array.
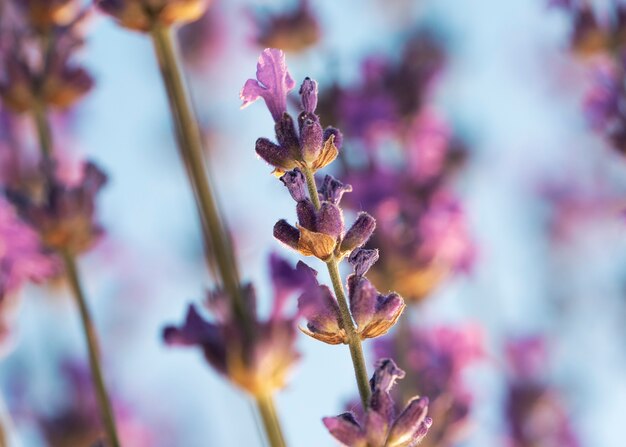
[
  {"xmin": 164, "ymin": 255, "xmax": 311, "ymax": 397},
  {"xmin": 240, "ymin": 48, "xmax": 296, "ymax": 122},
  {"xmin": 0, "ymin": 198, "xmax": 55, "ymax": 299},
  {"xmin": 7, "ymin": 161, "xmax": 107, "ymax": 255},
  {"xmin": 96, "ymin": 0, "xmax": 208, "ymax": 31},
  {"xmin": 0, "ymin": 3, "xmax": 93, "ymax": 113},
  {"xmin": 249, "ymin": 0, "xmax": 320, "ymax": 53},
  {"xmin": 504, "ymin": 337, "xmax": 580, "ymax": 447},
  {"xmin": 323, "ymin": 359, "xmax": 432, "ymax": 447},
  {"xmin": 373, "ymin": 324, "xmax": 483, "ymax": 446}
]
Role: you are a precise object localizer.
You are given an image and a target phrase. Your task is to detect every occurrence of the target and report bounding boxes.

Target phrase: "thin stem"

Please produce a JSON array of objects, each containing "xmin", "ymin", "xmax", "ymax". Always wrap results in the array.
[
  {"xmin": 32, "ymin": 100, "xmax": 53, "ymax": 161},
  {"xmin": 302, "ymin": 166, "xmax": 371, "ymax": 407},
  {"xmin": 149, "ymin": 23, "xmax": 290, "ymax": 447},
  {"xmin": 149, "ymin": 23, "xmax": 249, "ymax": 328},
  {"xmin": 255, "ymin": 395, "xmax": 287, "ymax": 447},
  {"xmin": 61, "ymin": 251, "xmax": 121, "ymax": 447}
]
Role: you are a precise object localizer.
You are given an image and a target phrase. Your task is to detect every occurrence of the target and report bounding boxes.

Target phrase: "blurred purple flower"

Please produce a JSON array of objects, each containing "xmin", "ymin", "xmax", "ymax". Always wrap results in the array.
[
  {"xmin": 248, "ymin": 0, "xmax": 320, "ymax": 53},
  {"xmin": 0, "ymin": 2, "xmax": 93, "ymax": 113},
  {"xmin": 504, "ymin": 337, "xmax": 580, "ymax": 447},
  {"xmin": 0, "ymin": 197, "xmax": 55, "ymax": 299},
  {"xmin": 323, "ymin": 359, "xmax": 432, "ymax": 447},
  {"xmin": 164, "ymin": 254, "xmax": 312, "ymax": 397},
  {"xmin": 7, "ymin": 161, "xmax": 107, "ymax": 255},
  {"xmin": 373, "ymin": 324, "xmax": 483, "ymax": 446}
]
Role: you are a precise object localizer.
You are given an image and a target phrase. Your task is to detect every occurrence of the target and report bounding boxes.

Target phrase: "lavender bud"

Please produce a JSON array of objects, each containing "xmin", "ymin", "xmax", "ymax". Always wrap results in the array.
[
  {"xmin": 299, "ymin": 112, "xmax": 324, "ymax": 163},
  {"xmin": 299, "ymin": 77, "xmax": 318, "ymax": 113},
  {"xmin": 319, "ymin": 175, "xmax": 352, "ymax": 205},
  {"xmin": 273, "ymin": 219, "xmax": 300, "ymax": 250},
  {"xmin": 340, "ymin": 212, "xmax": 376, "ymax": 253},
  {"xmin": 348, "ymin": 248, "xmax": 379, "ymax": 276},
  {"xmin": 296, "ymin": 200, "xmax": 317, "ymax": 231},
  {"xmin": 255, "ymin": 137, "xmax": 293, "ymax": 171},
  {"xmin": 387, "ymin": 397, "xmax": 431, "ymax": 446},
  {"xmin": 316, "ymin": 202, "xmax": 344, "ymax": 239},
  {"xmin": 275, "ymin": 113, "xmax": 300, "ymax": 154}
]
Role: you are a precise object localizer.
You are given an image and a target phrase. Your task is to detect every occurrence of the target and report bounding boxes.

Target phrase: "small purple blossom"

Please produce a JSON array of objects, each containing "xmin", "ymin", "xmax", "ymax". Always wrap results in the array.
[
  {"xmin": 504, "ymin": 337, "xmax": 580, "ymax": 447},
  {"xmin": 323, "ymin": 359, "xmax": 432, "ymax": 447},
  {"xmin": 8, "ymin": 161, "xmax": 107, "ymax": 254},
  {"xmin": 164, "ymin": 255, "xmax": 309, "ymax": 397},
  {"xmin": 0, "ymin": 198, "xmax": 56, "ymax": 298},
  {"xmin": 240, "ymin": 48, "xmax": 296, "ymax": 122},
  {"xmin": 249, "ymin": 0, "xmax": 320, "ymax": 53}
]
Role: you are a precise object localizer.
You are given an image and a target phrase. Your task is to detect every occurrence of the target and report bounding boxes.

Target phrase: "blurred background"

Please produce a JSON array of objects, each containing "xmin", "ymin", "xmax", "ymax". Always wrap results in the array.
[{"xmin": 1, "ymin": 0, "xmax": 626, "ymax": 446}]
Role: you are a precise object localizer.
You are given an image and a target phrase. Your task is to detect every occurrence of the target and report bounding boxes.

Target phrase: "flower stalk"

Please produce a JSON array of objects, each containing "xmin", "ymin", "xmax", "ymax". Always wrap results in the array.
[
  {"xmin": 148, "ymin": 23, "xmax": 247, "ymax": 327},
  {"xmin": 255, "ymin": 395, "xmax": 287, "ymax": 447},
  {"xmin": 61, "ymin": 250, "xmax": 121, "ymax": 447},
  {"xmin": 302, "ymin": 165, "xmax": 370, "ymax": 407},
  {"xmin": 28, "ymin": 100, "xmax": 122, "ymax": 447},
  {"xmin": 148, "ymin": 23, "xmax": 288, "ymax": 447}
]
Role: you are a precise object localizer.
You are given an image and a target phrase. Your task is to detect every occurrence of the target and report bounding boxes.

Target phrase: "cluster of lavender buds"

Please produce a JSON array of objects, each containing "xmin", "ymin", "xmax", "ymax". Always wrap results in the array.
[
  {"xmin": 248, "ymin": 0, "xmax": 320, "ymax": 53},
  {"xmin": 164, "ymin": 255, "xmax": 307, "ymax": 398},
  {"xmin": 323, "ymin": 359, "xmax": 432, "ymax": 447},
  {"xmin": 554, "ymin": 1, "xmax": 626, "ymax": 155},
  {"xmin": 504, "ymin": 337, "xmax": 580, "ymax": 447},
  {"xmin": 317, "ymin": 35, "xmax": 474, "ymax": 303},
  {"xmin": 241, "ymin": 47, "xmax": 432, "ymax": 443},
  {"xmin": 374, "ymin": 325, "xmax": 483, "ymax": 447}
]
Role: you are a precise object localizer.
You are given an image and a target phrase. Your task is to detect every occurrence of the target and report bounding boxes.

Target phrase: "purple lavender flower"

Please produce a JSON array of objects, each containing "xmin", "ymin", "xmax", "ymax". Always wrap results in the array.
[
  {"xmin": 96, "ymin": 0, "xmax": 208, "ymax": 31},
  {"xmin": 0, "ymin": 198, "xmax": 56, "ymax": 299},
  {"xmin": 243, "ymin": 56, "xmax": 339, "ymax": 175},
  {"xmin": 164, "ymin": 255, "xmax": 311, "ymax": 397},
  {"xmin": 323, "ymin": 359, "xmax": 432, "ymax": 447},
  {"xmin": 240, "ymin": 48, "xmax": 296, "ymax": 123},
  {"xmin": 373, "ymin": 325, "xmax": 483, "ymax": 446},
  {"xmin": 297, "ymin": 252, "xmax": 405, "ymax": 344},
  {"xmin": 504, "ymin": 337, "xmax": 580, "ymax": 447},
  {"xmin": 249, "ymin": 0, "xmax": 320, "ymax": 53},
  {"xmin": 273, "ymin": 169, "xmax": 378, "ymax": 261},
  {"xmin": 7, "ymin": 161, "xmax": 107, "ymax": 255}
]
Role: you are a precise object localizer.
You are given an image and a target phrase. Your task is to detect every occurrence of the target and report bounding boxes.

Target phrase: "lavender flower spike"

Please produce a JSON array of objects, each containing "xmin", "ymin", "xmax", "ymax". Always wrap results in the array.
[
  {"xmin": 240, "ymin": 48, "xmax": 296, "ymax": 122},
  {"xmin": 323, "ymin": 359, "xmax": 432, "ymax": 446}
]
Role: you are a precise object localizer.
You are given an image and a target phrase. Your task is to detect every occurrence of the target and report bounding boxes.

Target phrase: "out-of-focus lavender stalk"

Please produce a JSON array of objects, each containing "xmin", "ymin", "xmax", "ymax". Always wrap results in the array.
[
  {"xmin": 301, "ymin": 164, "xmax": 371, "ymax": 406},
  {"xmin": 0, "ymin": 2, "xmax": 122, "ymax": 444},
  {"xmin": 148, "ymin": 23, "xmax": 248, "ymax": 327},
  {"xmin": 148, "ymin": 27, "xmax": 287, "ymax": 446},
  {"xmin": 26, "ymin": 67, "xmax": 121, "ymax": 447},
  {"xmin": 95, "ymin": 2, "xmax": 288, "ymax": 444}
]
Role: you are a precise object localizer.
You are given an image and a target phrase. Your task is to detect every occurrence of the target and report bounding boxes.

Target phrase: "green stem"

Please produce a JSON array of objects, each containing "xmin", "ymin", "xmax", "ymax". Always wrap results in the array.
[
  {"xmin": 302, "ymin": 166, "xmax": 371, "ymax": 408},
  {"xmin": 61, "ymin": 251, "xmax": 121, "ymax": 447},
  {"xmin": 149, "ymin": 24, "xmax": 248, "ymax": 327},
  {"xmin": 149, "ymin": 23, "xmax": 290, "ymax": 446},
  {"xmin": 255, "ymin": 395, "xmax": 287, "ymax": 447},
  {"xmin": 32, "ymin": 100, "xmax": 53, "ymax": 161}
]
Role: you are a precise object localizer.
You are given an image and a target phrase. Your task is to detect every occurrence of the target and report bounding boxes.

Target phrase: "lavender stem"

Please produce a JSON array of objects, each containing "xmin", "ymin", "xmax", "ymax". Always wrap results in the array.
[
  {"xmin": 148, "ymin": 24, "xmax": 288, "ymax": 446},
  {"xmin": 302, "ymin": 165, "xmax": 371, "ymax": 408},
  {"xmin": 30, "ymin": 101, "xmax": 122, "ymax": 447},
  {"xmin": 148, "ymin": 23, "xmax": 248, "ymax": 326},
  {"xmin": 256, "ymin": 395, "xmax": 287, "ymax": 447},
  {"xmin": 61, "ymin": 250, "xmax": 121, "ymax": 447}
]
